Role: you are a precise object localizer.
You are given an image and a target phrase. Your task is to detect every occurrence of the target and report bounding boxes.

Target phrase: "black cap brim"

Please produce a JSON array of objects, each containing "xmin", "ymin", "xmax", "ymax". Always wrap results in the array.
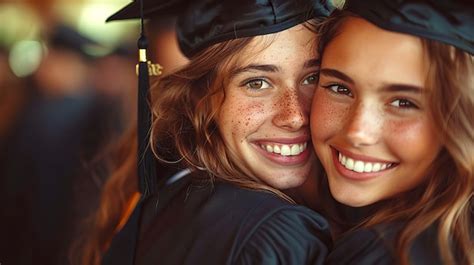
[
  {"xmin": 345, "ymin": 0, "xmax": 474, "ymax": 55},
  {"xmin": 106, "ymin": 0, "xmax": 185, "ymax": 22}
]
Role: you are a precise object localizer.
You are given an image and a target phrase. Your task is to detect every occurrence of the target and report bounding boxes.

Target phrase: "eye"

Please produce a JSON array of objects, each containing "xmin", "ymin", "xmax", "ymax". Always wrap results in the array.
[
  {"xmin": 245, "ymin": 79, "xmax": 271, "ymax": 90},
  {"xmin": 302, "ymin": 73, "xmax": 318, "ymax": 85},
  {"xmin": 322, "ymin": 84, "xmax": 353, "ymax": 97},
  {"xmin": 389, "ymin": 99, "xmax": 418, "ymax": 109}
]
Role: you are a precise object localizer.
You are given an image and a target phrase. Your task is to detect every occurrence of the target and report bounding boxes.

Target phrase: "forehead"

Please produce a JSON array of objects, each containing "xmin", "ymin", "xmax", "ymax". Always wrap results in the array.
[
  {"xmin": 235, "ymin": 23, "xmax": 318, "ymax": 66},
  {"xmin": 322, "ymin": 17, "xmax": 429, "ymax": 87}
]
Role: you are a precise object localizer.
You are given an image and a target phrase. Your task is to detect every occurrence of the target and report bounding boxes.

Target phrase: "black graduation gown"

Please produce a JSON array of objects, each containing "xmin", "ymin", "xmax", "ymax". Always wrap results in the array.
[
  {"xmin": 324, "ymin": 198, "xmax": 456, "ymax": 265},
  {"xmin": 102, "ymin": 173, "xmax": 332, "ymax": 265},
  {"xmin": 326, "ymin": 223, "xmax": 445, "ymax": 265}
]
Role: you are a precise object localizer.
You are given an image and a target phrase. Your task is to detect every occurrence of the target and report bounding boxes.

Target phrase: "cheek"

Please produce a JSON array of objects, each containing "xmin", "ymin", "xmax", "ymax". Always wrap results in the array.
[
  {"xmin": 311, "ymin": 91, "xmax": 349, "ymax": 141},
  {"xmin": 220, "ymin": 95, "xmax": 266, "ymax": 142},
  {"xmin": 385, "ymin": 117, "xmax": 441, "ymax": 162}
]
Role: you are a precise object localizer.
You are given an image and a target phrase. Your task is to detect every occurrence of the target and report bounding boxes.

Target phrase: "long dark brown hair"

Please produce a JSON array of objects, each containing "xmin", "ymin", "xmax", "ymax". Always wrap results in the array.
[{"xmin": 317, "ymin": 10, "xmax": 473, "ymax": 265}]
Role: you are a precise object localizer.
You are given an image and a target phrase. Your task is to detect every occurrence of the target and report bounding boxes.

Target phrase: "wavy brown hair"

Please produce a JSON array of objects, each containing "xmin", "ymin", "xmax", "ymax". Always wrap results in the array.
[
  {"xmin": 317, "ymin": 10, "xmax": 473, "ymax": 265},
  {"xmin": 74, "ymin": 19, "xmax": 321, "ymax": 264},
  {"xmin": 71, "ymin": 126, "xmax": 138, "ymax": 265}
]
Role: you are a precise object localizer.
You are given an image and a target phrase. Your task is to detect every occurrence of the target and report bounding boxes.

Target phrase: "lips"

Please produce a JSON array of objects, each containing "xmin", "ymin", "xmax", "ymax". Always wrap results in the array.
[{"xmin": 331, "ymin": 147, "xmax": 398, "ymax": 180}]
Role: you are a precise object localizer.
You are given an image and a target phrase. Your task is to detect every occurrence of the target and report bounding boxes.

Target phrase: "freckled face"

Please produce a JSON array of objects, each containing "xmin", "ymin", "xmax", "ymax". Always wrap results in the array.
[
  {"xmin": 217, "ymin": 24, "xmax": 319, "ymax": 189},
  {"xmin": 311, "ymin": 18, "xmax": 442, "ymax": 206}
]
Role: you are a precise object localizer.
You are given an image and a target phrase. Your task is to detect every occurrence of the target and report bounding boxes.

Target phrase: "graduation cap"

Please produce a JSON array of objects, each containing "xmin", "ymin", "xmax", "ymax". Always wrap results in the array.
[
  {"xmin": 344, "ymin": 0, "xmax": 474, "ymax": 55},
  {"xmin": 108, "ymin": 0, "xmax": 334, "ymax": 57},
  {"xmin": 107, "ymin": 0, "xmax": 334, "ymax": 198},
  {"xmin": 107, "ymin": 0, "xmax": 187, "ymax": 22}
]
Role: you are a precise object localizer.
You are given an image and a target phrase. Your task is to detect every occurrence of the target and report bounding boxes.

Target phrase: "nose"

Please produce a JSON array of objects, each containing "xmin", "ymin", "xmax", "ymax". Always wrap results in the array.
[
  {"xmin": 344, "ymin": 102, "xmax": 382, "ymax": 147},
  {"xmin": 272, "ymin": 89, "xmax": 309, "ymax": 131}
]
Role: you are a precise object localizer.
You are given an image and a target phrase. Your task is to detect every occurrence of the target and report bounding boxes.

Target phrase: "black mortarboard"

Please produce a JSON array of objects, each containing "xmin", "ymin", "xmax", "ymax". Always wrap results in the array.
[
  {"xmin": 108, "ymin": 0, "xmax": 334, "ymax": 58},
  {"xmin": 345, "ymin": 0, "xmax": 474, "ymax": 55},
  {"xmin": 107, "ymin": 0, "xmax": 187, "ymax": 21},
  {"xmin": 107, "ymin": 0, "xmax": 333, "ymax": 198}
]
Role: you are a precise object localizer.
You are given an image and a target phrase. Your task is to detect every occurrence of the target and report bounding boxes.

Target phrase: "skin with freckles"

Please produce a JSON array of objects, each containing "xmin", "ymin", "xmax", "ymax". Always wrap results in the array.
[
  {"xmin": 217, "ymin": 24, "xmax": 320, "ymax": 189},
  {"xmin": 311, "ymin": 17, "xmax": 442, "ymax": 207}
]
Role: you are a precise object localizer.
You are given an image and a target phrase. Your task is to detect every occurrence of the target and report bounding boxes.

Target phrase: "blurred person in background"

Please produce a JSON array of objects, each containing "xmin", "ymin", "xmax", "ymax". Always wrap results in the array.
[
  {"xmin": 0, "ymin": 23, "xmax": 98, "ymax": 265},
  {"xmin": 0, "ymin": 1, "xmax": 147, "ymax": 264},
  {"xmin": 0, "ymin": 22, "xmax": 137, "ymax": 265}
]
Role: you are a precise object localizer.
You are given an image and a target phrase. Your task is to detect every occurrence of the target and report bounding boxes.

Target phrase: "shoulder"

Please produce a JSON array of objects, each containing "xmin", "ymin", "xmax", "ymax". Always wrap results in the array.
[
  {"xmin": 208, "ymin": 184, "xmax": 331, "ymax": 265},
  {"xmin": 196, "ymin": 181, "xmax": 299, "ymax": 220},
  {"xmin": 233, "ymin": 204, "xmax": 331, "ymax": 265},
  {"xmin": 206, "ymin": 182, "xmax": 330, "ymax": 235},
  {"xmin": 327, "ymin": 223, "xmax": 443, "ymax": 265},
  {"xmin": 134, "ymin": 179, "xmax": 331, "ymax": 265},
  {"xmin": 326, "ymin": 226, "xmax": 395, "ymax": 265}
]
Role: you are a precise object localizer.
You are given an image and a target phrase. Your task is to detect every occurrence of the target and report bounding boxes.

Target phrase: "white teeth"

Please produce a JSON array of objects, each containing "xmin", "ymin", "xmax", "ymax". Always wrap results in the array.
[
  {"xmin": 353, "ymin": 161, "xmax": 364, "ymax": 173},
  {"xmin": 363, "ymin": 162, "xmax": 373, "ymax": 172},
  {"xmin": 290, "ymin": 145, "xmax": 300, "ymax": 155},
  {"xmin": 345, "ymin": 158, "xmax": 354, "ymax": 170},
  {"xmin": 338, "ymin": 152, "xmax": 393, "ymax": 173},
  {"xmin": 281, "ymin": 145, "xmax": 291, "ymax": 156},
  {"xmin": 260, "ymin": 142, "xmax": 307, "ymax": 156},
  {"xmin": 372, "ymin": 163, "xmax": 381, "ymax": 171},
  {"xmin": 274, "ymin": 145, "xmax": 281, "ymax": 154}
]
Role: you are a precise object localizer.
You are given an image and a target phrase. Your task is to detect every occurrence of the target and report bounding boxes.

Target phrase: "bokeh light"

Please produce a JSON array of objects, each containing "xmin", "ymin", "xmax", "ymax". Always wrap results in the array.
[{"xmin": 9, "ymin": 40, "xmax": 45, "ymax": 77}]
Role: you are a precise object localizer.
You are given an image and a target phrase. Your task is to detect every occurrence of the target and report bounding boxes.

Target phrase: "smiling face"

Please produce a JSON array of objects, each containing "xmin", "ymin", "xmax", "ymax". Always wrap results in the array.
[
  {"xmin": 311, "ymin": 17, "xmax": 443, "ymax": 207},
  {"xmin": 216, "ymin": 24, "xmax": 319, "ymax": 189}
]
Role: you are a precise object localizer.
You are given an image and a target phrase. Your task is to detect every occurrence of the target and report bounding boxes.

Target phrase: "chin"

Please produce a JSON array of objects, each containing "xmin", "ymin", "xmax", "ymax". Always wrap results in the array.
[
  {"xmin": 335, "ymin": 196, "xmax": 371, "ymax": 207},
  {"xmin": 271, "ymin": 175, "xmax": 308, "ymax": 190},
  {"xmin": 328, "ymin": 185, "xmax": 376, "ymax": 207}
]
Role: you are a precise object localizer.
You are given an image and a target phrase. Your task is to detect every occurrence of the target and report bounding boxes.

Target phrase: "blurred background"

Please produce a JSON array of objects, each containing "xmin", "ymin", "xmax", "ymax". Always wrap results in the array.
[{"xmin": 0, "ymin": 0, "xmax": 188, "ymax": 264}]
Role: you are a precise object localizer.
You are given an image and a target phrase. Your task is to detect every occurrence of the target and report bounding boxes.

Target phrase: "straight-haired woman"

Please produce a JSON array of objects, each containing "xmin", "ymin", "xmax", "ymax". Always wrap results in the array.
[{"xmin": 310, "ymin": 1, "xmax": 473, "ymax": 264}]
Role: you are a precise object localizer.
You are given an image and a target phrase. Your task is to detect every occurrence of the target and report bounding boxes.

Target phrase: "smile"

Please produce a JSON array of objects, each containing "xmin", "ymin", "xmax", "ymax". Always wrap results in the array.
[
  {"xmin": 260, "ymin": 142, "xmax": 308, "ymax": 156},
  {"xmin": 337, "ymin": 151, "xmax": 396, "ymax": 173}
]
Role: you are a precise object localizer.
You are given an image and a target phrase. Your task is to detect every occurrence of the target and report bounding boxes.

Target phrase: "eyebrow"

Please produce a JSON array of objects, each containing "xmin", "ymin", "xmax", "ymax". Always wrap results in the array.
[
  {"xmin": 231, "ymin": 64, "xmax": 280, "ymax": 77},
  {"xmin": 304, "ymin": 58, "xmax": 321, "ymax": 68},
  {"xmin": 319, "ymin": 68, "xmax": 355, "ymax": 84},
  {"xmin": 381, "ymin": 84, "xmax": 423, "ymax": 94},
  {"xmin": 320, "ymin": 68, "xmax": 424, "ymax": 94},
  {"xmin": 231, "ymin": 58, "xmax": 320, "ymax": 77}
]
